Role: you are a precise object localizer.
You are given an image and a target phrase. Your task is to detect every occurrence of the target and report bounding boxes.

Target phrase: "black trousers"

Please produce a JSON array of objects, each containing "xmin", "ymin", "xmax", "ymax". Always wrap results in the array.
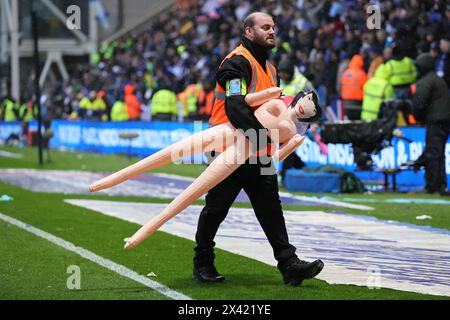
[
  {"xmin": 343, "ymin": 100, "xmax": 362, "ymax": 120},
  {"xmin": 423, "ymin": 123, "xmax": 450, "ymax": 193},
  {"xmin": 194, "ymin": 155, "xmax": 298, "ymax": 274}
]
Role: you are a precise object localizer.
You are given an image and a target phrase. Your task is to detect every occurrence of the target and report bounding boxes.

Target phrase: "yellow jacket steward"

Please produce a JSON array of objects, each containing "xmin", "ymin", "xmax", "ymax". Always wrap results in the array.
[
  {"xmin": 361, "ymin": 64, "xmax": 394, "ymax": 121},
  {"xmin": 184, "ymin": 84, "xmax": 203, "ymax": 114},
  {"xmin": 151, "ymin": 89, "xmax": 177, "ymax": 116},
  {"xmin": 280, "ymin": 72, "xmax": 313, "ymax": 96},
  {"xmin": 385, "ymin": 57, "xmax": 417, "ymax": 86},
  {"xmin": 110, "ymin": 101, "xmax": 129, "ymax": 121}
]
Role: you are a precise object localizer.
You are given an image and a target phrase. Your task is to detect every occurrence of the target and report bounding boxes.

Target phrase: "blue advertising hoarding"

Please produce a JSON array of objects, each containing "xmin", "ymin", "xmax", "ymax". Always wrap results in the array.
[
  {"xmin": 1, "ymin": 121, "xmax": 449, "ymax": 191},
  {"xmin": 49, "ymin": 120, "xmax": 209, "ymax": 157}
]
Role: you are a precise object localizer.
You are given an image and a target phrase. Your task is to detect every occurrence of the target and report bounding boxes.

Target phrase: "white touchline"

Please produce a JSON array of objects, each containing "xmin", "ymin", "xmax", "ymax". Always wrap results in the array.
[
  {"xmin": 280, "ymin": 192, "xmax": 374, "ymax": 211},
  {"xmin": 153, "ymin": 173, "xmax": 196, "ymax": 182},
  {"xmin": 0, "ymin": 212, "xmax": 192, "ymax": 300}
]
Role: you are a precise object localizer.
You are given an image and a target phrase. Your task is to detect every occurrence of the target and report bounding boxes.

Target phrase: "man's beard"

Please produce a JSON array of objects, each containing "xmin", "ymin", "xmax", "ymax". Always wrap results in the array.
[{"xmin": 254, "ymin": 34, "xmax": 275, "ymax": 49}]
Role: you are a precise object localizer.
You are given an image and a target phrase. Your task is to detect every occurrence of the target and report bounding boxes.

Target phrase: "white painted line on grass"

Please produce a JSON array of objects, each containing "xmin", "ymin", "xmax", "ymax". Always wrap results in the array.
[
  {"xmin": 154, "ymin": 173, "xmax": 374, "ymax": 210},
  {"xmin": 153, "ymin": 172, "xmax": 196, "ymax": 182},
  {"xmin": 0, "ymin": 212, "xmax": 192, "ymax": 300},
  {"xmin": 280, "ymin": 192, "xmax": 374, "ymax": 211},
  {"xmin": 0, "ymin": 150, "xmax": 23, "ymax": 159}
]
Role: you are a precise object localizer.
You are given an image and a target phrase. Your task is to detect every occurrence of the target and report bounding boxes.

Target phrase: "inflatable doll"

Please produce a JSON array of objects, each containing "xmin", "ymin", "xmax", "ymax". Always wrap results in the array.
[{"xmin": 89, "ymin": 88, "xmax": 321, "ymax": 250}]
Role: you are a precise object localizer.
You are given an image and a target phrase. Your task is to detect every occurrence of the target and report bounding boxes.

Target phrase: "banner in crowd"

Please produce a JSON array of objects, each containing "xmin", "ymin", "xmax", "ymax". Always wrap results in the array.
[
  {"xmin": 1, "ymin": 121, "xmax": 449, "ymax": 191},
  {"xmin": 0, "ymin": 120, "xmax": 209, "ymax": 163},
  {"xmin": 48, "ymin": 120, "xmax": 210, "ymax": 163},
  {"xmin": 0, "ymin": 122, "xmax": 23, "ymax": 142}
]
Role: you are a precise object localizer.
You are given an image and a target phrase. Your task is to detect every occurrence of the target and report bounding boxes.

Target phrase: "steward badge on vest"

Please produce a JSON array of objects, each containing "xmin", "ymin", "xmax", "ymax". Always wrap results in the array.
[{"xmin": 227, "ymin": 78, "xmax": 247, "ymax": 96}]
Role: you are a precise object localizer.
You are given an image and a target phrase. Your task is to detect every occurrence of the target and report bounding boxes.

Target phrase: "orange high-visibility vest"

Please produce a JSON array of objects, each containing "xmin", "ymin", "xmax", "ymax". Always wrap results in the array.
[
  {"xmin": 209, "ymin": 44, "xmax": 277, "ymax": 125},
  {"xmin": 340, "ymin": 69, "xmax": 367, "ymax": 101},
  {"xmin": 408, "ymin": 83, "xmax": 417, "ymax": 124},
  {"xmin": 177, "ymin": 92, "xmax": 188, "ymax": 117},
  {"xmin": 198, "ymin": 90, "xmax": 215, "ymax": 116}
]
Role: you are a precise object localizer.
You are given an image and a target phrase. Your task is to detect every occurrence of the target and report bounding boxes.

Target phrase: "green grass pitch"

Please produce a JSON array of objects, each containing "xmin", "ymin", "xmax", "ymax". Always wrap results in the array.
[{"xmin": 0, "ymin": 146, "xmax": 448, "ymax": 300}]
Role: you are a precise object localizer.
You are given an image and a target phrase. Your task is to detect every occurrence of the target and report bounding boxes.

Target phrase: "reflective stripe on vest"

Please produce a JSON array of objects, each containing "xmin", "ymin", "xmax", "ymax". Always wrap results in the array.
[
  {"xmin": 215, "ymin": 91, "xmax": 226, "ymax": 101},
  {"xmin": 111, "ymin": 101, "xmax": 128, "ymax": 121},
  {"xmin": 186, "ymin": 84, "xmax": 202, "ymax": 113},
  {"xmin": 199, "ymin": 91, "xmax": 215, "ymax": 116},
  {"xmin": 152, "ymin": 90, "xmax": 177, "ymax": 115},
  {"xmin": 361, "ymin": 78, "xmax": 389, "ymax": 121},
  {"xmin": 341, "ymin": 71, "xmax": 364, "ymax": 100},
  {"xmin": 4, "ymin": 100, "xmax": 17, "ymax": 121},
  {"xmin": 79, "ymin": 97, "xmax": 94, "ymax": 110},
  {"xmin": 386, "ymin": 58, "xmax": 416, "ymax": 86},
  {"xmin": 266, "ymin": 62, "xmax": 277, "ymax": 87}
]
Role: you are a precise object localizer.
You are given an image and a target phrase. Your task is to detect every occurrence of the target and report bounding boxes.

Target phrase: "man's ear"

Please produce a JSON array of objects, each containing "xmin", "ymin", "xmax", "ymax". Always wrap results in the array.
[{"xmin": 245, "ymin": 27, "xmax": 253, "ymax": 40}]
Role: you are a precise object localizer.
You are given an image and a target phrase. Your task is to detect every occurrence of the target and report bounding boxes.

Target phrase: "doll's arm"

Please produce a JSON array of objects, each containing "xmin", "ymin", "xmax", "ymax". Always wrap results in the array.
[
  {"xmin": 245, "ymin": 87, "xmax": 282, "ymax": 106},
  {"xmin": 273, "ymin": 134, "xmax": 304, "ymax": 161}
]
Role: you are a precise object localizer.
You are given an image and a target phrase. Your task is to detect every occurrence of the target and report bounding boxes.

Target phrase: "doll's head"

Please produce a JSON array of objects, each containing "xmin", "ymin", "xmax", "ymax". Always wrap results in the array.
[{"xmin": 290, "ymin": 90, "xmax": 322, "ymax": 122}]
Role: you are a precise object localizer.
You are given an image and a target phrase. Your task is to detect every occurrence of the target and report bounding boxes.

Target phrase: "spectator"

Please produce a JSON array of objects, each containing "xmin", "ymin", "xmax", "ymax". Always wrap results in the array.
[
  {"xmin": 367, "ymin": 45, "xmax": 384, "ymax": 79},
  {"xmin": 436, "ymin": 35, "xmax": 450, "ymax": 90},
  {"xmin": 92, "ymin": 90, "xmax": 108, "ymax": 121},
  {"xmin": 278, "ymin": 59, "xmax": 315, "ymax": 96},
  {"xmin": 198, "ymin": 80, "xmax": 215, "ymax": 121},
  {"xmin": 412, "ymin": 53, "xmax": 450, "ymax": 195},
  {"xmin": 25, "ymin": 0, "xmax": 448, "ymax": 125},
  {"xmin": 361, "ymin": 64, "xmax": 394, "ymax": 121},
  {"xmin": 110, "ymin": 100, "xmax": 128, "ymax": 121},
  {"xmin": 124, "ymin": 84, "xmax": 142, "ymax": 121},
  {"xmin": 310, "ymin": 52, "xmax": 328, "ymax": 108},
  {"xmin": 184, "ymin": 81, "xmax": 203, "ymax": 121},
  {"xmin": 151, "ymin": 87, "xmax": 178, "ymax": 121},
  {"xmin": 336, "ymin": 50, "xmax": 350, "ymax": 95},
  {"xmin": 340, "ymin": 54, "xmax": 367, "ymax": 120},
  {"xmin": 78, "ymin": 90, "xmax": 96, "ymax": 120},
  {"xmin": 384, "ymin": 45, "xmax": 417, "ymax": 100},
  {"xmin": 1, "ymin": 96, "xmax": 19, "ymax": 121}
]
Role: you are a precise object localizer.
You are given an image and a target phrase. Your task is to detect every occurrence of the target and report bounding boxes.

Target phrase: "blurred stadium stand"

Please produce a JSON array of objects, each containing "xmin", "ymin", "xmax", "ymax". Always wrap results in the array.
[
  {"xmin": 2, "ymin": 0, "xmax": 449, "ymax": 122},
  {"xmin": 0, "ymin": 0, "xmax": 174, "ymax": 101}
]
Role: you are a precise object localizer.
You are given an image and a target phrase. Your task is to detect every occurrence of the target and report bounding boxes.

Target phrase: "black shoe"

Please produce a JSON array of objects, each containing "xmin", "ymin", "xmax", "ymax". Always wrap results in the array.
[
  {"xmin": 283, "ymin": 259, "xmax": 324, "ymax": 286},
  {"xmin": 193, "ymin": 264, "xmax": 225, "ymax": 283}
]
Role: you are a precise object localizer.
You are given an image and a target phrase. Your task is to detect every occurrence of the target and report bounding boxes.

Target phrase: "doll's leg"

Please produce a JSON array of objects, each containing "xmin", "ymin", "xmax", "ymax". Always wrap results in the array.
[{"xmin": 124, "ymin": 135, "xmax": 251, "ymax": 250}]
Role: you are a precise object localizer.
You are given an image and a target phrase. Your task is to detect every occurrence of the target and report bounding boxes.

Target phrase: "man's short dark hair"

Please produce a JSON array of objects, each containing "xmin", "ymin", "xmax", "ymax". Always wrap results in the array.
[
  {"xmin": 243, "ymin": 14, "xmax": 256, "ymax": 29},
  {"xmin": 242, "ymin": 12, "xmax": 273, "ymax": 31}
]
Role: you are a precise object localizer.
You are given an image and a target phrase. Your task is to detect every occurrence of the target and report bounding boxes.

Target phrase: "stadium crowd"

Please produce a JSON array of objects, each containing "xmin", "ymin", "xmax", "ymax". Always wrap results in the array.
[{"xmin": 1, "ymin": 0, "xmax": 450, "ymax": 123}]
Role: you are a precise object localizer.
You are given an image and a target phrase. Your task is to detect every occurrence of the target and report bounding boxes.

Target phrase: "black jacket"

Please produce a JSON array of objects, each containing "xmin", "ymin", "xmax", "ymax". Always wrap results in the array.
[
  {"xmin": 216, "ymin": 37, "xmax": 279, "ymax": 150},
  {"xmin": 413, "ymin": 54, "xmax": 450, "ymax": 124}
]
